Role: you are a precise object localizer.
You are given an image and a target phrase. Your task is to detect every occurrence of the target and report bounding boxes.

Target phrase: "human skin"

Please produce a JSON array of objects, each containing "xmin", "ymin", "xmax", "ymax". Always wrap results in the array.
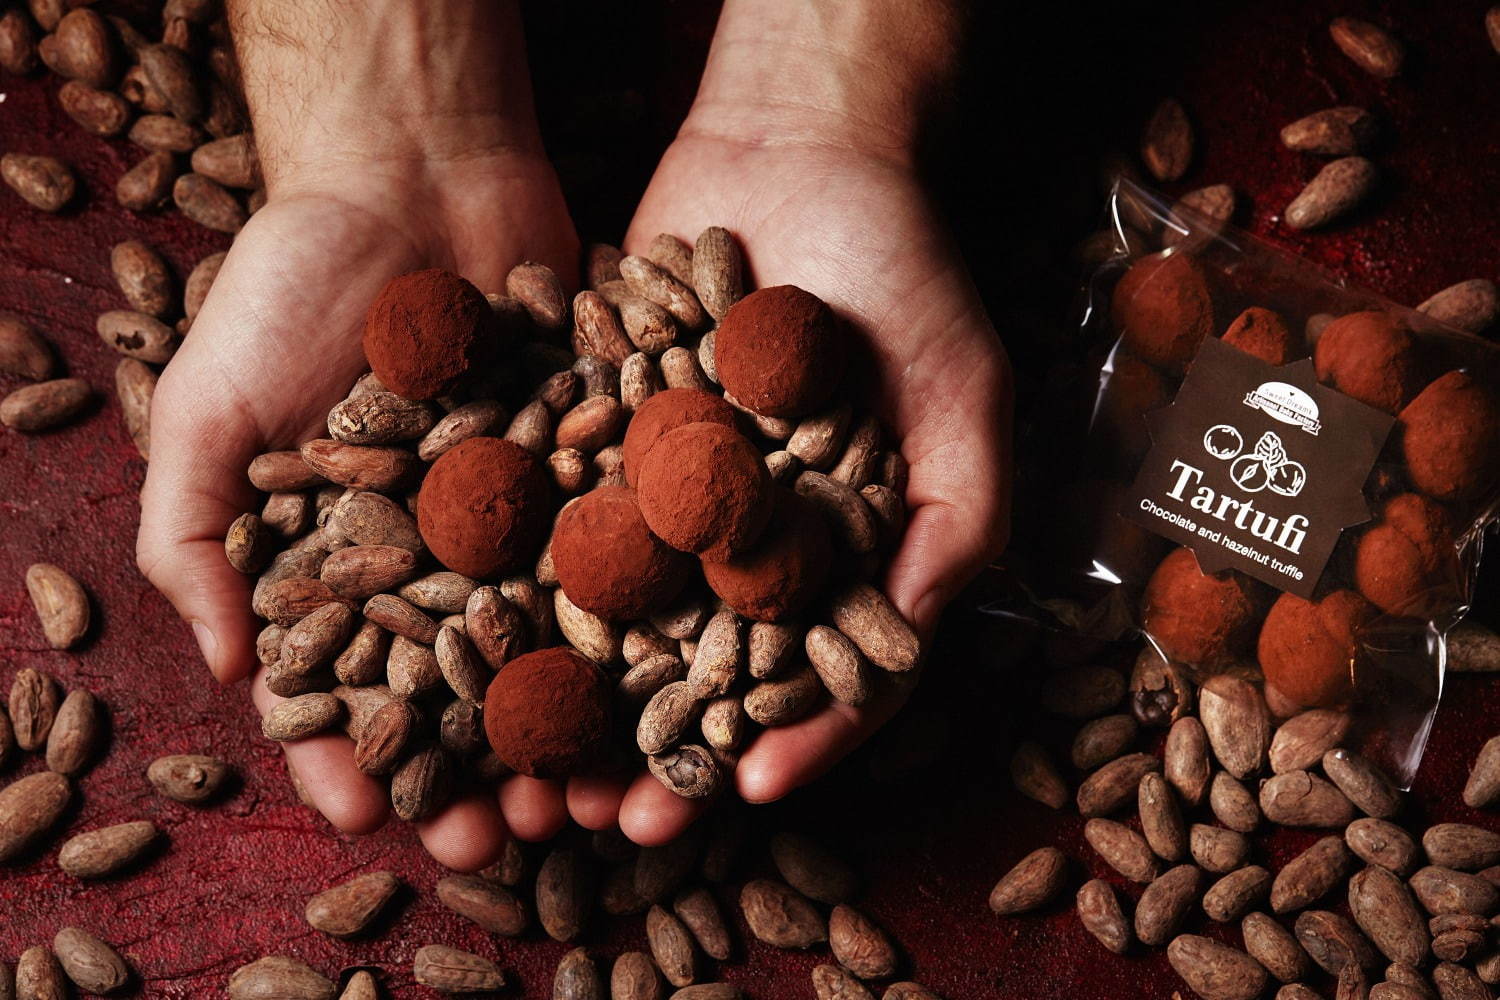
[{"xmin": 136, "ymin": 0, "xmax": 1010, "ymax": 864}]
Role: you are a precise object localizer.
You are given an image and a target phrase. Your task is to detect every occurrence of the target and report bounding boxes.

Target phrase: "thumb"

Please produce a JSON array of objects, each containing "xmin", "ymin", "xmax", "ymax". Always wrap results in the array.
[
  {"xmin": 137, "ymin": 360, "xmax": 263, "ymax": 684},
  {"xmin": 884, "ymin": 350, "xmax": 1013, "ymax": 638}
]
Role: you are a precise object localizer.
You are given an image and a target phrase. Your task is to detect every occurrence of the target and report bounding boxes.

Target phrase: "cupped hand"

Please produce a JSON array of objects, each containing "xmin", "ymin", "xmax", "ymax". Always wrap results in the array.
[
  {"xmin": 570, "ymin": 127, "xmax": 1013, "ymax": 845},
  {"xmin": 136, "ymin": 151, "xmax": 577, "ymax": 870}
]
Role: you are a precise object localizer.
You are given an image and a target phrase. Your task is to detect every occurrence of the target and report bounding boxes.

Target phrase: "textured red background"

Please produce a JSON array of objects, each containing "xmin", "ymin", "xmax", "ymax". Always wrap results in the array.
[{"xmin": 3, "ymin": 2, "xmax": 1500, "ymax": 998}]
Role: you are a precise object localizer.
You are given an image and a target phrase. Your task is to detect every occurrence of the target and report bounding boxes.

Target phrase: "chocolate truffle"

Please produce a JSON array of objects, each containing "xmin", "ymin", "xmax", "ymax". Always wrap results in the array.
[
  {"xmin": 714, "ymin": 285, "xmax": 846, "ymax": 418},
  {"xmin": 1092, "ymin": 352, "xmax": 1174, "ymax": 473},
  {"xmin": 362, "ymin": 268, "xmax": 495, "ymax": 400},
  {"xmin": 1353, "ymin": 492, "xmax": 1460, "ymax": 617},
  {"xmin": 416, "ymin": 436, "xmax": 549, "ymax": 579},
  {"xmin": 1110, "ymin": 252, "xmax": 1216, "ymax": 375},
  {"xmin": 1258, "ymin": 589, "xmax": 1376, "ymax": 709},
  {"xmin": 702, "ymin": 489, "xmax": 832, "ymax": 621},
  {"xmin": 484, "ymin": 646, "xmax": 611, "ymax": 778},
  {"xmin": 1141, "ymin": 547, "xmax": 1265, "ymax": 666},
  {"xmin": 1313, "ymin": 311, "xmax": 1426, "ymax": 414},
  {"xmin": 1222, "ymin": 306, "xmax": 1299, "ymax": 366},
  {"xmin": 622, "ymin": 388, "xmax": 739, "ymax": 486},
  {"xmin": 552, "ymin": 485, "xmax": 692, "ymax": 620},
  {"xmin": 638, "ymin": 421, "xmax": 774, "ymax": 562},
  {"xmin": 1397, "ymin": 369, "xmax": 1500, "ymax": 503}
]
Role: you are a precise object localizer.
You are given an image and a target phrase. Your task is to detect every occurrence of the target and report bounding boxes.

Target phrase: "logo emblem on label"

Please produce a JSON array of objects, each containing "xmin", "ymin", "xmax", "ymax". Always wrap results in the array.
[{"xmin": 1244, "ymin": 381, "xmax": 1322, "ymax": 434}]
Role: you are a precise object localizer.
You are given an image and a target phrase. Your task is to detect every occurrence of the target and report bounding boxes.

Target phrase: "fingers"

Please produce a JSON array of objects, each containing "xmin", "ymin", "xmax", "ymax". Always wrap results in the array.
[
  {"xmin": 617, "ymin": 772, "xmax": 707, "ymax": 846},
  {"xmin": 497, "ymin": 775, "xmax": 570, "ymax": 842},
  {"xmin": 137, "ymin": 361, "xmax": 263, "ymax": 684},
  {"xmin": 735, "ymin": 694, "xmax": 903, "ymax": 804},
  {"xmin": 250, "ymin": 669, "xmax": 390, "ymax": 835},
  {"xmin": 565, "ymin": 774, "xmax": 630, "ymax": 831},
  {"xmin": 416, "ymin": 791, "xmax": 508, "ymax": 872}
]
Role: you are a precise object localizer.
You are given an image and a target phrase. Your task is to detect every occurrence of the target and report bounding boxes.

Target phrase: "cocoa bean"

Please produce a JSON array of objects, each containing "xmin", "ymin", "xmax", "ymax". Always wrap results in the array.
[
  {"xmin": 1242, "ymin": 911, "xmax": 1310, "ymax": 983},
  {"xmin": 1140, "ymin": 98, "xmax": 1193, "ymax": 182},
  {"xmin": 1136, "ymin": 864, "xmax": 1202, "ymax": 946},
  {"xmin": 364, "ymin": 593, "xmax": 437, "ymax": 644},
  {"xmin": 1280, "ymin": 107, "xmax": 1378, "ymax": 156},
  {"xmin": 281, "ymin": 602, "xmax": 355, "ymax": 675},
  {"xmin": 1432, "ymin": 962, "xmax": 1490, "ymax": 1000},
  {"xmin": 1273, "ymin": 836, "xmax": 1356, "ymax": 914},
  {"xmin": 434, "ymin": 625, "xmax": 488, "ymax": 705},
  {"xmin": 1073, "ymin": 713, "xmax": 1139, "ymax": 770},
  {"xmin": 1199, "ymin": 675, "xmax": 1270, "ymax": 779},
  {"xmin": 353, "ymin": 700, "xmax": 412, "ymax": 776},
  {"xmin": 743, "ymin": 666, "xmax": 822, "ymax": 726},
  {"xmin": 1086, "ymin": 818, "xmax": 1160, "ymax": 883},
  {"xmin": 10, "ymin": 667, "xmax": 60, "ymax": 748},
  {"xmin": 620, "ymin": 352, "xmax": 663, "ymax": 411},
  {"xmin": 553, "ymin": 946, "xmax": 603, "ymax": 1000},
  {"xmin": 304, "ymin": 871, "xmax": 399, "ymax": 938},
  {"xmin": 191, "ymin": 134, "xmax": 259, "ymax": 189},
  {"xmin": 58, "ymin": 80, "xmax": 131, "ymax": 136},
  {"xmin": 639, "ymin": 682, "xmax": 703, "ymax": 755},
  {"xmin": 327, "ymin": 392, "xmax": 437, "ymax": 446},
  {"xmin": 610, "ymin": 951, "xmax": 662, "ymax": 1000},
  {"xmin": 673, "ymin": 887, "xmax": 731, "ymax": 962},
  {"xmin": 116, "ymin": 150, "xmax": 178, "ymax": 210},
  {"xmin": 1139, "ymin": 771, "xmax": 1188, "ymax": 862},
  {"xmin": 771, "ymin": 831, "xmax": 858, "ymax": 904},
  {"xmin": 507, "ymin": 262, "xmax": 568, "ymax": 330},
  {"xmin": 262, "ymin": 692, "xmax": 343, "ymax": 741},
  {"xmin": 988, "ymin": 847, "xmax": 1067, "ymax": 916},
  {"xmin": 1423, "ymin": 824, "xmax": 1500, "ymax": 872},
  {"xmin": 300, "ymin": 439, "xmax": 420, "ymax": 491},
  {"xmin": 412, "ymin": 946, "xmax": 504, "ymax": 993},
  {"xmin": 228, "ymin": 956, "xmax": 334, "ymax": 1000},
  {"xmin": 1347, "ymin": 818, "xmax": 1420, "ymax": 877},
  {"xmin": 147, "ymin": 753, "xmax": 230, "ymax": 803},
  {"xmin": 670, "ymin": 984, "xmax": 743, "ymax": 1000},
  {"xmin": 1272, "ymin": 709, "xmax": 1353, "ymax": 774},
  {"xmin": 115, "ymin": 358, "xmax": 156, "ymax": 458},
  {"xmin": 58, "ymin": 820, "xmax": 157, "ymax": 879},
  {"xmin": 1077, "ymin": 752, "xmax": 1161, "ymax": 817},
  {"xmin": 389, "ymin": 745, "xmax": 450, "ymax": 821},
  {"xmin": 419, "ymin": 399, "xmax": 508, "ymax": 461},
  {"xmin": 0, "ymin": 770, "xmax": 70, "ymax": 861},
  {"xmin": 0, "ymin": 313, "xmax": 54, "ymax": 380},
  {"xmin": 340, "ymin": 971, "xmax": 378, "ymax": 1000},
  {"xmin": 0, "ymin": 8, "xmax": 38, "ymax": 74},
  {"xmin": 1296, "ymin": 909, "xmax": 1380, "ymax": 975},
  {"xmin": 438, "ymin": 699, "xmax": 483, "ymax": 756},
  {"xmin": 828, "ymin": 582, "xmax": 918, "ymax": 672},
  {"xmin": 692, "ymin": 227, "xmax": 743, "ymax": 321},
  {"xmin": 173, "ymin": 171, "xmax": 245, "ymax": 231},
  {"xmin": 812, "ymin": 964, "xmax": 875, "ymax": 1000},
  {"xmin": 1166, "ymin": 934, "xmax": 1267, "ymax": 1000},
  {"xmin": 619, "ymin": 653, "xmax": 687, "ymax": 706},
  {"xmin": 1418, "ymin": 279, "xmax": 1499, "ymax": 335},
  {"xmin": 1204, "ymin": 865, "xmax": 1272, "ymax": 923},
  {"xmin": 1077, "ymin": 879, "xmax": 1131, "ymax": 954},
  {"xmin": 1010, "ymin": 740, "xmax": 1068, "ymax": 809},
  {"xmin": 1409, "ymin": 866, "xmax": 1500, "ymax": 916},
  {"xmin": 1463, "ymin": 735, "xmax": 1500, "ymax": 808},
  {"xmin": 649, "ymin": 745, "xmax": 722, "ymax": 799},
  {"xmin": 1, "ymin": 152, "xmax": 74, "ymax": 211},
  {"xmin": 1, "ymin": 377, "xmax": 91, "ymax": 431},
  {"xmin": 1191, "ymin": 823, "xmax": 1250, "ymax": 875},
  {"xmin": 45, "ymin": 689, "xmax": 101, "ymax": 775},
  {"xmin": 1330, "ymin": 17, "xmax": 1404, "ymax": 77},
  {"xmin": 537, "ymin": 847, "xmax": 593, "ymax": 942},
  {"xmin": 1324, "ymin": 749, "xmax": 1401, "ymax": 819},
  {"xmin": 1260, "ymin": 770, "xmax": 1358, "ymax": 827},
  {"xmin": 1210, "ymin": 772, "xmax": 1261, "ymax": 833},
  {"xmin": 647, "ymin": 905, "xmax": 697, "ymax": 987},
  {"xmin": 700, "ymin": 696, "xmax": 744, "ymax": 752},
  {"xmin": 636, "ymin": 834, "xmax": 700, "ymax": 903},
  {"xmin": 1165, "ymin": 716, "xmax": 1212, "ymax": 806},
  {"xmin": 806, "ymin": 624, "xmax": 872, "ymax": 706},
  {"xmin": 129, "ymin": 113, "xmax": 203, "ymax": 152},
  {"xmin": 884, "ymin": 986, "xmax": 940, "ymax": 1000},
  {"xmin": 741, "ymin": 878, "xmax": 827, "ymax": 947},
  {"xmin": 1286, "ymin": 157, "xmax": 1377, "ymax": 230},
  {"xmin": 554, "ymin": 587, "xmax": 621, "ymax": 663}
]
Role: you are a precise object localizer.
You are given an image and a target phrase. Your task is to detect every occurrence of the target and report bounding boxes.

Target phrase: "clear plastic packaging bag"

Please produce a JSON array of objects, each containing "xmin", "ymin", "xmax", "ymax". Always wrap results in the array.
[{"xmin": 998, "ymin": 178, "xmax": 1500, "ymax": 785}]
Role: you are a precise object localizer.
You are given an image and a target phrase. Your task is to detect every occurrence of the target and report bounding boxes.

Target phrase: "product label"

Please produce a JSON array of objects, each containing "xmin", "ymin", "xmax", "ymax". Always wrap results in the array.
[{"xmin": 1123, "ymin": 338, "xmax": 1393, "ymax": 598}]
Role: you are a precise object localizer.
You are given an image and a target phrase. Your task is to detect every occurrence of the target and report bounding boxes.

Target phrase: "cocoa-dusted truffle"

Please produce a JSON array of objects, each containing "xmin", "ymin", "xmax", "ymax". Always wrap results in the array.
[
  {"xmin": 484, "ymin": 646, "xmax": 610, "ymax": 778},
  {"xmin": 1397, "ymin": 370, "xmax": 1500, "ymax": 503},
  {"xmin": 702, "ymin": 489, "xmax": 832, "ymax": 621},
  {"xmin": 622, "ymin": 388, "xmax": 739, "ymax": 486},
  {"xmin": 1222, "ymin": 306, "xmax": 1299, "ymax": 366},
  {"xmin": 1141, "ymin": 547, "xmax": 1265, "ymax": 666},
  {"xmin": 714, "ymin": 285, "xmax": 846, "ymax": 418},
  {"xmin": 1258, "ymin": 590, "xmax": 1376, "ymax": 709},
  {"xmin": 1109, "ymin": 252, "xmax": 1216, "ymax": 375},
  {"xmin": 552, "ymin": 485, "xmax": 692, "ymax": 620},
  {"xmin": 417, "ymin": 437, "xmax": 549, "ymax": 579},
  {"xmin": 1313, "ymin": 311, "xmax": 1426, "ymax": 414},
  {"xmin": 1353, "ymin": 492, "xmax": 1460, "ymax": 617},
  {"xmin": 1092, "ymin": 352, "xmax": 1173, "ymax": 473},
  {"xmin": 638, "ymin": 421, "xmax": 774, "ymax": 562},
  {"xmin": 362, "ymin": 268, "xmax": 495, "ymax": 400}
]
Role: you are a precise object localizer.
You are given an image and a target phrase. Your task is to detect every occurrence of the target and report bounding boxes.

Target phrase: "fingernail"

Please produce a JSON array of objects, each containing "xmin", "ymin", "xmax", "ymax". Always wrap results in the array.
[{"xmin": 190, "ymin": 620, "xmax": 219, "ymax": 677}]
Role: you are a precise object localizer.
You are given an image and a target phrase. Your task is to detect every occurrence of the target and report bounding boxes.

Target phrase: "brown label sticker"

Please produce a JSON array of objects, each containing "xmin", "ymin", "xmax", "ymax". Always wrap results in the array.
[{"xmin": 1123, "ymin": 338, "xmax": 1393, "ymax": 597}]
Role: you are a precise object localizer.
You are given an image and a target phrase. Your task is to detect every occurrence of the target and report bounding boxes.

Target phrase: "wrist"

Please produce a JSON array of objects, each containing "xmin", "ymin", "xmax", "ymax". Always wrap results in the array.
[
  {"xmin": 229, "ymin": 0, "xmax": 544, "ymax": 194},
  {"xmin": 684, "ymin": 0, "xmax": 963, "ymax": 162}
]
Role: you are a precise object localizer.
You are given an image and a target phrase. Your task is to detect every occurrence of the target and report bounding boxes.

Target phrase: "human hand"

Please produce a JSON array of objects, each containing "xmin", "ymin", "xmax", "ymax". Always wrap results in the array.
[
  {"xmin": 523, "ymin": 0, "xmax": 1013, "ymax": 846},
  {"xmin": 136, "ymin": 0, "xmax": 576, "ymax": 870}
]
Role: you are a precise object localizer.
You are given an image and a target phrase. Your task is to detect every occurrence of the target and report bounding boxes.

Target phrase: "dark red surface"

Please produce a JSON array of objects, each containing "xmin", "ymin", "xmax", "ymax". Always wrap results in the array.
[{"xmin": 3, "ymin": 2, "xmax": 1500, "ymax": 998}]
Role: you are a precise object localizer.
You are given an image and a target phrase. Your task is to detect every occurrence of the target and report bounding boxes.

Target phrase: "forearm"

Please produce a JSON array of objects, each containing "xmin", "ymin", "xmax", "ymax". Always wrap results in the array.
[
  {"xmin": 687, "ymin": 0, "xmax": 965, "ymax": 156},
  {"xmin": 228, "ymin": 0, "xmax": 543, "ymax": 192}
]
